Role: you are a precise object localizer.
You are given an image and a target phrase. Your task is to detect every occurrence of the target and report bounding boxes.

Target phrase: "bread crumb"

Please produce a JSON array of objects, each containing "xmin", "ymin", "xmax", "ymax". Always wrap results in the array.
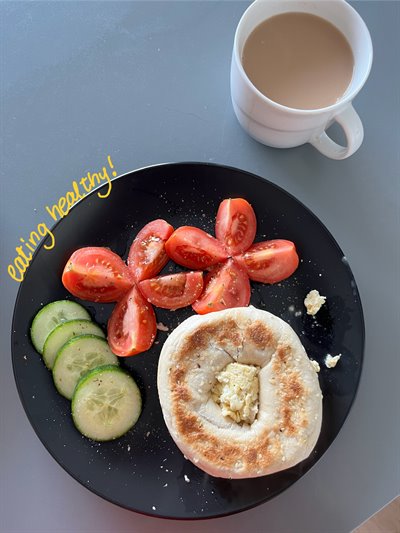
[
  {"xmin": 310, "ymin": 360, "xmax": 320, "ymax": 373},
  {"xmin": 325, "ymin": 353, "xmax": 341, "ymax": 368},
  {"xmin": 184, "ymin": 474, "xmax": 190, "ymax": 483},
  {"xmin": 304, "ymin": 289, "xmax": 326, "ymax": 315},
  {"xmin": 157, "ymin": 322, "xmax": 169, "ymax": 332}
]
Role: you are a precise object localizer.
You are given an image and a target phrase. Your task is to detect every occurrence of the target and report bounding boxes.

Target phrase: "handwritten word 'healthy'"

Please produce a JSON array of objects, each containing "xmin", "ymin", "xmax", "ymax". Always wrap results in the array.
[{"xmin": 8, "ymin": 156, "xmax": 117, "ymax": 283}]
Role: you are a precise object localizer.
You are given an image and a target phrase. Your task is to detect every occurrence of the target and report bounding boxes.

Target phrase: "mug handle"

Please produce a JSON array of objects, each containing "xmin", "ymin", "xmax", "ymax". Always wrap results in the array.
[{"xmin": 310, "ymin": 105, "xmax": 364, "ymax": 160}]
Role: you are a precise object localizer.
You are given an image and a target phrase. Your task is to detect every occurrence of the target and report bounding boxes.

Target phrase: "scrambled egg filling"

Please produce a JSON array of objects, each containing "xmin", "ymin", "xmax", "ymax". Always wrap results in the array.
[{"xmin": 211, "ymin": 362, "xmax": 259, "ymax": 424}]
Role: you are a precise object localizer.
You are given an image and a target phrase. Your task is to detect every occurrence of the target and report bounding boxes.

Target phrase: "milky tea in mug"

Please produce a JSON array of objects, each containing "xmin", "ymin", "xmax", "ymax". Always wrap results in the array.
[
  {"xmin": 241, "ymin": 12, "xmax": 354, "ymax": 110},
  {"xmin": 230, "ymin": 0, "xmax": 373, "ymax": 159}
]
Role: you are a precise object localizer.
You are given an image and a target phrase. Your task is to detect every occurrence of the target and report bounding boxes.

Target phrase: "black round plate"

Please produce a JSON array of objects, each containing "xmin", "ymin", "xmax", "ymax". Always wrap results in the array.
[{"xmin": 12, "ymin": 162, "xmax": 364, "ymax": 519}]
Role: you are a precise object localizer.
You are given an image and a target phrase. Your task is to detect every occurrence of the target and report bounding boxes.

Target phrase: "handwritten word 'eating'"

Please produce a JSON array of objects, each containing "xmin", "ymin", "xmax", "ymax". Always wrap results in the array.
[{"xmin": 8, "ymin": 155, "xmax": 117, "ymax": 283}]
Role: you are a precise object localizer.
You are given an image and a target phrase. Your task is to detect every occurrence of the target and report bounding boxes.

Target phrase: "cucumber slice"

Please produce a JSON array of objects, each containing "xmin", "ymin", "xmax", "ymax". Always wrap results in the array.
[
  {"xmin": 53, "ymin": 336, "xmax": 118, "ymax": 400},
  {"xmin": 31, "ymin": 300, "xmax": 90, "ymax": 354},
  {"xmin": 43, "ymin": 319, "xmax": 105, "ymax": 369},
  {"xmin": 72, "ymin": 365, "xmax": 142, "ymax": 441}
]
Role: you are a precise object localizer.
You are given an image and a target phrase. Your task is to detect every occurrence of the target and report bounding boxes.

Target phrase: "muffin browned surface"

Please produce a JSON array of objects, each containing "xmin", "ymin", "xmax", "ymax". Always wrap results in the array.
[{"xmin": 157, "ymin": 307, "xmax": 322, "ymax": 479}]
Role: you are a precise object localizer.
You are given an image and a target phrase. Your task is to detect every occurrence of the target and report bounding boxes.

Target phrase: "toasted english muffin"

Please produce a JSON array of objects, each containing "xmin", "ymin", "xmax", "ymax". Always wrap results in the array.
[{"xmin": 157, "ymin": 306, "xmax": 322, "ymax": 478}]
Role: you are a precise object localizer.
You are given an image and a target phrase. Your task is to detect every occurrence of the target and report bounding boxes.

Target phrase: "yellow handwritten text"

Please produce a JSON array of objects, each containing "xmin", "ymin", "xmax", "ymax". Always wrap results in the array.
[
  {"xmin": 7, "ymin": 223, "xmax": 56, "ymax": 282},
  {"xmin": 7, "ymin": 155, "xmax": 117, "ymax": 283},
  {"xmin": 45, "ymin": 166, "xmax": 112, "ymax": 222}
]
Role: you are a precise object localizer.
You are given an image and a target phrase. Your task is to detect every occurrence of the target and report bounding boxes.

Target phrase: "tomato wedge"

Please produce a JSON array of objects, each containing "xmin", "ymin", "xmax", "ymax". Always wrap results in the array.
[
  {"xmin": 235, "ymin": 239, "xmax": 299, "ymax": 284},
  {"xmin": 108, "ymin": 285, "xmax": 156, "ymax": 356},
  {"xmin": 62, "ymin": 247, "xmax": 134, "ymax": 303},
  {"xmin": 138, "ymin": 271, "xmax": 203, "ymax": 310},
  {"xmin": 215, "ymin": 198, "xmax": 257, "ymax": 255},
  {"xmin": 128, "ymin": 219, "xmax": 174, "ymax": 282},
  {"xmin": 165, "ymin": 226, "xmax": 229, "ymax": 269},
  {"xmin": 192, "ymin": 258, "xmax": 250, "ymax": 315}
]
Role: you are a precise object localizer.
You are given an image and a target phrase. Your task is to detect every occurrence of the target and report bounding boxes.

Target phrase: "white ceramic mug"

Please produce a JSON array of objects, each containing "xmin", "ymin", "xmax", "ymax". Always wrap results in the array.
[{"xmin": 230, "ymin": 0, "xmax": 373, "ymax": 160}]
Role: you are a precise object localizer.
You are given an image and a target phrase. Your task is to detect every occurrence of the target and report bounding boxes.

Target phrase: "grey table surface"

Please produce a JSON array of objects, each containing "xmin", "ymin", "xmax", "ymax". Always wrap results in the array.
[{"xmin": 1, "ymin": 1, "xmax": 399, "ymax": 532}]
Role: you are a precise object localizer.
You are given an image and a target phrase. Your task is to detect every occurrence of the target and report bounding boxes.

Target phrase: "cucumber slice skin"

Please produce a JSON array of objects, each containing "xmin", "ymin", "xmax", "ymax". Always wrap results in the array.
[
  {"xmin": 43, "ymin": 319, "xmax": 105, "ymax": 370},
  {"xmin": 53, "ymin": 335, "xmax": 118, "ymax": 400},
  {"xmin": 30, "ymin": 300, "xmax": 90, "ymax": 354},
  {"xmin": 72, "ymin": 365, "xmax": 142, "ymax": 442}
]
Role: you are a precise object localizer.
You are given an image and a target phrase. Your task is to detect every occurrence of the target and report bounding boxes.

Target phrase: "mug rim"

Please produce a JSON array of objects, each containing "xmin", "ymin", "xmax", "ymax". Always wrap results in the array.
[{"xmin": 233, "ymin": 0, "xmax": 373, "ymax": 115}]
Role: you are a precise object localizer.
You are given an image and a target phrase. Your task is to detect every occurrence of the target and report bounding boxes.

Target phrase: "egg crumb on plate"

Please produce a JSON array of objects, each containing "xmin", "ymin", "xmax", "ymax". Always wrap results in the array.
[
  {"xmin": 325, "ymin": 353, "xmax": 341, "ymax": 368},
  {"xmin": 304, "ymin": 289, "xmax": 326, "ymax": 316}
]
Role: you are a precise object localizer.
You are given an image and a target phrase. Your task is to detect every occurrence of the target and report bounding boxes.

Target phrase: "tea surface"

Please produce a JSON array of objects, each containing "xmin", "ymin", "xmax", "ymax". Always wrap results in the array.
[{"xmin": 242, "ymin": 12, "xmax": 354, "ymax": 110}]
